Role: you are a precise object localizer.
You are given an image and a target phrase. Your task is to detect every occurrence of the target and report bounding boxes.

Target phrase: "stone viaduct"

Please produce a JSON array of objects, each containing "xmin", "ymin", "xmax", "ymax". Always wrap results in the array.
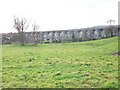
[{"xmin": 1, "ymin": 25, "xmax": 120, "ymax": 44}]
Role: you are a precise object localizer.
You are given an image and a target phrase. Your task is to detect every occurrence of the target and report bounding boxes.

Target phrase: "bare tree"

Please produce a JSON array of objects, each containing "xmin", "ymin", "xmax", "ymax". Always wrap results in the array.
[
  {"xmin": 13, "ymin": 16, "xmax": 30, "ymax": 45},
  {"xmin": 107, "ymin": 19, "xmax": 115, "ymax": 37},
  {"xmin": 32, "ymin": 21, "xmax": 40, "ymax": 45},
  {"xmin": 107, "ymin": 19, "xmax": 115, "ymax": 26}
]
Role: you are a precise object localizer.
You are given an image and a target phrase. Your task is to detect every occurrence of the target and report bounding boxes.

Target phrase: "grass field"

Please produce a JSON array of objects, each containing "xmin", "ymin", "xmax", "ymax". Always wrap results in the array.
[{"xmin": 2, "ymin": 37, "xmax": 119, "ymax": 88}]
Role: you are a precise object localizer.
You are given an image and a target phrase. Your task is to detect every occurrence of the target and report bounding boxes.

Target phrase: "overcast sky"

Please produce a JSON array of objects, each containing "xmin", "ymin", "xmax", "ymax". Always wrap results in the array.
[{"xmin": 0, "ymin": 0, "xmax": 119, "ymax": 33}]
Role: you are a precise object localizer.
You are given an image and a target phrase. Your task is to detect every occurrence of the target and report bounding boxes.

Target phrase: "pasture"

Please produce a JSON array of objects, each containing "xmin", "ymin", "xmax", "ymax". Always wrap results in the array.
[{"xmin": 2, "ymin": 37, "xmax": 119, "ymax": 88}]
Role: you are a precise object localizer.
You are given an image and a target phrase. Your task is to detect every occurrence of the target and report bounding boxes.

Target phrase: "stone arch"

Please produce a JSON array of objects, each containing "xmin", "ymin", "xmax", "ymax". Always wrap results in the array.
[
  {"xmin": 76, "ymin": 30, "xmax": 82, "ymax": 41},
  {"xmin": 94, "ymin": 29, "xmax": 105, "ymax": 39},
  {"xmin": 99, "ymin": 29, "xmax": 104, "ymax": 38},
  {"xmin": 107, "ymin": 28, "xmax": 114, "ymax": 37},
  {"xmin": 100, "ymin": 29, "xmax": 106, "ymax": 38},
  {"xmin": 54, "ymin": 31, "xmax": 61, "ymax": 42},
  {"xmin": 67, "ymin": 31, "xmax": 73, "ymax": 42},
  {"xmin": 85, "ymin": 30, "xmax": 89, "ymax": 40},
  {"xmin": 79, "ymin": 30, "xmax": 83, "ymax": 41},
  {"xmin": 79, "ymin": 30, "xmax": 82, "ymax": 38},
  {"xmin": 92, "ymin": 29, "xmax": 96, "ymax": 39},
  {"xmin": 112, "ymin": 27, "xmax": 118, "ymax": 36},
  {"xmin": 52, "ymin": 31, "xmax": 55, "ymax": 42},
  {"xmin": 106, "ymin": 28, "xmax": 111, "ymax": 38},
  {"xmin": 87, "ymin": 29, "xmax": 95, "ymax": 40},
  {"xmin": 74, "ymin": 30, "xmax": 81, "ymax": 42},
  {"xmin": 48, "ymin": 32, "xmax": 53, "ymax": 42},
  {"xmin": 94, "ymin": 29, "xmax": 99, "ymax": 39},
  {"xmin": 81, "ymin": 29, "xmax": 88, "ymax": 41},
  {"xmin": 60, "ymin": 31, "xmax": 67, "ymax": 42}
]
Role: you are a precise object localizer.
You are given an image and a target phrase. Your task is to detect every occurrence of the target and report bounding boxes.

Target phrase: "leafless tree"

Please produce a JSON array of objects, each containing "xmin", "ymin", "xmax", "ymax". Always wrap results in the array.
[
  {"xmin": 13, "ymin": 16, "xmax": 30, "ymax": 45},
  {"xmin": 107, "ymin": 19, "xmax": 115, "ymax": 26},
  {"xmin": 107, "ymin": 19, "xmax": 115, "ymax": 37},
  {"xmin": 32, "ymin": 21, "xmax": 40, "ymax": 45}
]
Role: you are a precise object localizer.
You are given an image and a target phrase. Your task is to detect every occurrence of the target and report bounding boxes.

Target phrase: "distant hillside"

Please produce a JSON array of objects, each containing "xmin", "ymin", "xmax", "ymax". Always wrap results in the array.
[{"xmin": 92, "ymin": 25, "xmax": 107, "ymax": 28}]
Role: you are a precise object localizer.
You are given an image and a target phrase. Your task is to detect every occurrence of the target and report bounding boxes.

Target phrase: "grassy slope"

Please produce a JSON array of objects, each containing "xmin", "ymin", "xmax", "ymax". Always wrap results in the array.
[{"xmin": 2, "ymin": 37, "xmax": 119, "ymax": 88}]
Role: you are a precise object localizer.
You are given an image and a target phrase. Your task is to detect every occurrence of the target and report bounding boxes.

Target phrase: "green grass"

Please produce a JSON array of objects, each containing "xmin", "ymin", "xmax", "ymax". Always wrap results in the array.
[{"xmin": 2, "ymin": 37, "xmax": 119, "ymax": 88}]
